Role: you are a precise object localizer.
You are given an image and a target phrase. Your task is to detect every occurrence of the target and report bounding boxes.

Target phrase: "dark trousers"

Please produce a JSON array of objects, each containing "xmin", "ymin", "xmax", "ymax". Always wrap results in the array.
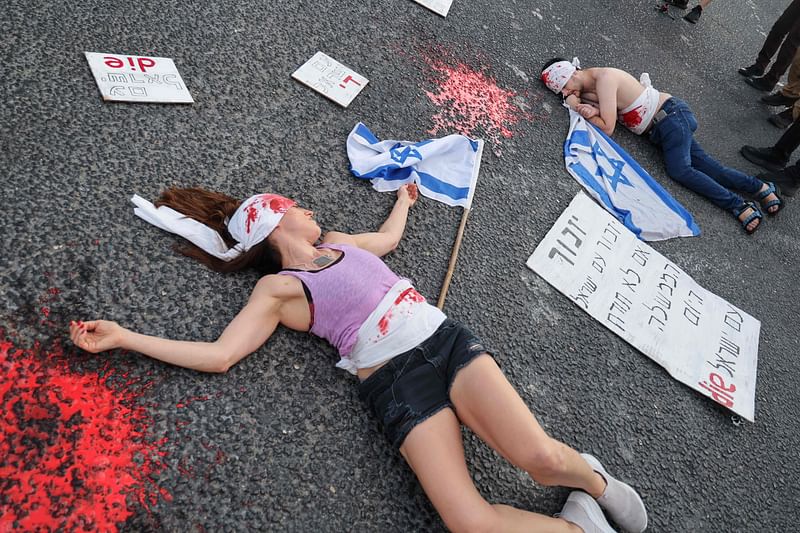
[
  {"xmin": 756, "ymin": 0, "xmax": 800, "ymax": 82},
  {"xmin": 775, "ymin": 115, "xmax": 800, "ymax": 157}
]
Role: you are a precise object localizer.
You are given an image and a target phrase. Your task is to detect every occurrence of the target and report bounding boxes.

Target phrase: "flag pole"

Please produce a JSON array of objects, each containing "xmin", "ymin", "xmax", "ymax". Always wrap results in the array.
[
  {"xmin": 437, "ymin": 138, "xmax": 483, "ymax": 310},
  {"xmin": 437, "ymin": 207, "xmax": 471, "ymax": 309}
]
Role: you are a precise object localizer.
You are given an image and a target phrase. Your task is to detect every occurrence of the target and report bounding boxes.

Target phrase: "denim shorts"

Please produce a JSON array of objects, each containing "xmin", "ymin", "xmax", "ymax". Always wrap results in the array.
[{"xmin": 357, "ymin": 318, "xmax": 493, "ymax": 448}]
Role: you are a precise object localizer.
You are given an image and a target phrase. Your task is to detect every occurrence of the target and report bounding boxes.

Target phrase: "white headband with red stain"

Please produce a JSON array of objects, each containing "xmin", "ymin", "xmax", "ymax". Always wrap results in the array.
[
  {"xmin": 131, "ymin": 193, "xmax": 296, "ymax": 261},
  {"xmin": 541, "ymin": 57, "xmax": 581, "ymax": 94}
]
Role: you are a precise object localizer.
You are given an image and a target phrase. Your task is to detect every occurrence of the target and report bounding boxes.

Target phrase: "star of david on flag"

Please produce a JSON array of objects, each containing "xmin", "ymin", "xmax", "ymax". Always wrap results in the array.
[
  {"xmin": 390, "ymin": 145, "xmax": 423, "ymax": 164},
  {"xmin": 347, "ymin": 122, "xmax": 483, "ymax": 209},
  {"xmin": 564, "ymin": 109, "xmax": 699, "ymax": 241}
]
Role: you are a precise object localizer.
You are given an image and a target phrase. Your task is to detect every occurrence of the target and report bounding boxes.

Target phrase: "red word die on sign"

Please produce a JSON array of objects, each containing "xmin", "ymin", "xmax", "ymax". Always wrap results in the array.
[
  {"xmin": 103, "ymin": 55, "xmax": 157, "ymax": 73},
  {"xmin": 698, "ymin": 372, "xmax": 737, "ymax": 408}
]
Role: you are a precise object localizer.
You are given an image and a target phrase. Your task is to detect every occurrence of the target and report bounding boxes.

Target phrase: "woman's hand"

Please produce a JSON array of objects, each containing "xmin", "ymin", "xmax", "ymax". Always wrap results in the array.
[
  {"xmin": 397, "ymin": 183, "xmax": 419, "ymax": 207},
  {"xmin": 576, "ymin": 103, "xmax": 600, "ymax": 119},
  {"xmin": 69, "ymin": 320, "xmax": 126, "ymax": 354}
]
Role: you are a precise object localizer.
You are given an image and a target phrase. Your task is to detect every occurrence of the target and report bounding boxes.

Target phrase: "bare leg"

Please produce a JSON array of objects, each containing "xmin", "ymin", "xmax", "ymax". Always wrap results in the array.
[
  {"xmin": 449, "ymin": 355, "xmax": 606, "ymax": 496},
  {"xmin": 399, "ymin": 408, "xmax": 580, "ymax": 533}
]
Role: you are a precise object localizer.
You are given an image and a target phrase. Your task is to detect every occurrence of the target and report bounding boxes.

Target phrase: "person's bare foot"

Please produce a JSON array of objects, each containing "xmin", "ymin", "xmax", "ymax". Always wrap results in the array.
[
  {"xmin": 734, "ymin": 203, "xmax": 762, "ymax": 234},
  {"xmin": 756, "ymin": 182, "xmax": 782, "ymax": 215}
]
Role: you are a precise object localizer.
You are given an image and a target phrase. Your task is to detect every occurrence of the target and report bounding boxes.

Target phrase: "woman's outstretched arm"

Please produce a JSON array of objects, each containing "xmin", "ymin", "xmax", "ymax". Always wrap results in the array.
[
  {"xmin": 69, "ymin": 275, "xmax": 290, "ymax": 373},
  {"xmin": 324, "ymin": 183, "xmax": 418, "ymax": 256}
]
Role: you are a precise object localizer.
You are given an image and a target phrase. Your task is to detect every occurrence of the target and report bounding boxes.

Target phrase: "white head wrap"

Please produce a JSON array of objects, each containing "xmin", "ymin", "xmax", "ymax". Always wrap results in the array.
[
  {"xmin": 131, "ymin": 192, "xmax": 296, "ymax": 261},
  {"xmin": 541, "ymin": 57, "xmax": 581, "ymax": 94}
]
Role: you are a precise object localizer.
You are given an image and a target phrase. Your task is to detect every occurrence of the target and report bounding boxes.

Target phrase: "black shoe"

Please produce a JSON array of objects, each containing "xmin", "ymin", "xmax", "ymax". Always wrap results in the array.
[
  {"xmin": 758, "ymin": 167, "xmax": 800, "ymax": 196},
  {"xmin": 740, "ymin": 145, "xmax": 789, "ymax": 171},
  {"xmin": 745, "ymin": 76, "xmax": 778, "ymax": 92},
  {"xmin": 738, "ymin": 64, "xmax": 765, "ymax": 78},
  {"xmin": 761, "ymin": 91, "xmax": 799, "ymax": 106},
  {"xmin": 684, "ymin": 6, "xmax": 702, "ymax": 23},
  {"xmin": 768, "ymin": 109, "xmax": 794, "ymax": 129},
  {"xmin": 666, "ymin": 0, "xmax": 689, "ymax": 8}
]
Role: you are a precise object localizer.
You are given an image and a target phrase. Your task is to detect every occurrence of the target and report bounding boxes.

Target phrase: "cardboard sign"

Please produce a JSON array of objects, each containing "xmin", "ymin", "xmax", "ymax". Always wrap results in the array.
[
  {"xmin": 84, "ymin": 52, "xmax": 194, "ymax": 104},
  {"xmin": 527, "ymin": 192, "xmax": 760, "ymax": 421},
  {"xmin": 291, "ymin": 52, "xmax": 368, "ymax": 108},
  {"xmin": 412, "ymin": 0, "xmax": 453, "ymax": 16}
]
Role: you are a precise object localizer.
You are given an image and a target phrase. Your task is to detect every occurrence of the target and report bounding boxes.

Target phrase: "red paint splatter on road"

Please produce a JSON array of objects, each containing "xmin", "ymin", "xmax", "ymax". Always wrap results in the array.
[
  {"xmin": 422, "ymin": 55, "xmax": 534, "ymax": 154},
  {"xmin": 0, "ymin": 337, "xmax": 170, "ymax": 532}
]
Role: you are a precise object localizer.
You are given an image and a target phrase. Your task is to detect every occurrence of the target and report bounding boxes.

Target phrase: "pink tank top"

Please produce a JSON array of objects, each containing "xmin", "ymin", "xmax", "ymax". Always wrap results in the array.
[{"xmin": 278, "ymin": 243, "xmax": 401, "ymax": 357}]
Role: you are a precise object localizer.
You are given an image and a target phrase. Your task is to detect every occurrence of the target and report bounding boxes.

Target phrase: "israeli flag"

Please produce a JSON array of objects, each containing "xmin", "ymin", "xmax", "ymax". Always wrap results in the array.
[
  {"xmin": 347, "ymin": 122, "xmax": 483, "ymax": 209},
  {"xmin": 565, "ymin": 109, "xmax": 700, "ymax": 241}
]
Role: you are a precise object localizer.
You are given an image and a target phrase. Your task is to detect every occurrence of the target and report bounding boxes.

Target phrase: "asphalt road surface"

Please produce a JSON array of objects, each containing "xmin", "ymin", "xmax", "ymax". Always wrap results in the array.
[{"xmin": 2, "ymin": 0, "xmax": 799, "ymax": 531}]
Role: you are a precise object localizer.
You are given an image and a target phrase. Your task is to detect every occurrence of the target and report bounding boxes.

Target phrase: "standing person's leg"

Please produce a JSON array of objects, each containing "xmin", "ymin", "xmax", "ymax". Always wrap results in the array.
[
  {"xmin": 744, "ymin": 0, "xmax": 800, "ymax": 75},
  {"xmin": 450, "ymin": 355, "xmax": 648, "ymax": 533},
  {"xmin": 399, "ymin": 408, "xmax": 584, "ymax": 533},
  {"xmin": 757, "ymin": 20, "xmax": 800, "ymax": 89},
  {"xmin": 740, "ymin": 117, "xmax": 800, "ymax": 170},
  {"xmin": 763, "ymin": 50, "xmax": 800, "ymax": 106},
  {"xmin": 781, "ymin": 51, "xmax": 800, "ymax": 98},
  {"xmin": 775, "ymin": 115, "xmax": 800, "ymax": 155}
]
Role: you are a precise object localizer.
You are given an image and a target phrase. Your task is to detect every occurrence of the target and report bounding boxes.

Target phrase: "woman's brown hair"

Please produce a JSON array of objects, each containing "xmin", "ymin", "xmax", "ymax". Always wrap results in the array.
[{"xmin": 155, "ymin": 187, "xmax": 283, "ymax": 274}]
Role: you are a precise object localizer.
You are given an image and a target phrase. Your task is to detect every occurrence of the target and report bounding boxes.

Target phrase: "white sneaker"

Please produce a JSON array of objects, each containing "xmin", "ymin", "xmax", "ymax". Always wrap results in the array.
[
  {"xmin": 581, "ymin": 453, "xmax": 648, "ymax": 533},
  {"xmin": 557, "ymin": 491, "xmax": 617, "ymax": 533}
]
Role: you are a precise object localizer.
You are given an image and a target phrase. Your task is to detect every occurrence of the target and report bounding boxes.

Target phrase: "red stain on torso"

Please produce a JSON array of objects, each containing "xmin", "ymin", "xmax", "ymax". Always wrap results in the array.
[
  {"xmin": 375, "ymin": 288, "xmax": 427, "ymax": 339},
  {"xmin": 377, "ymin": 313, "xmax": 392, "ymax": 336},
  {"xmin": 393, "ymin": 287, "xmax": 426, "ymax": 306},
  {"xmin": 621, "ymin": 106, "xmax": 644, "ymax": 128}
]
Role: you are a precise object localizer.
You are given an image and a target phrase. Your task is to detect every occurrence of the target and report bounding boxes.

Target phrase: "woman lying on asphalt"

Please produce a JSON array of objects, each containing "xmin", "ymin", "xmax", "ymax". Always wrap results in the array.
[{"xmin": 69, "ymin": 184, "xmax": 647, "ymax": 533}]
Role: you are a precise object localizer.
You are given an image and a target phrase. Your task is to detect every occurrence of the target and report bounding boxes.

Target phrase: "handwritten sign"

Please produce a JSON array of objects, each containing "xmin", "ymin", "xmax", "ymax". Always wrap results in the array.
[
  {"xmin": 84, "ymin": 52, "xmax": 194, "ymax": 104},
  {"xmin": 291, "ymin": 52, "xmax": 368, "ymax": 108},
  {"xmin": 411, "ymin": 0, "xmax": 453, "ymax": 16},
  {"xmin": 527, "ymin": 192, "xmax": 760, "ymax": 421}
]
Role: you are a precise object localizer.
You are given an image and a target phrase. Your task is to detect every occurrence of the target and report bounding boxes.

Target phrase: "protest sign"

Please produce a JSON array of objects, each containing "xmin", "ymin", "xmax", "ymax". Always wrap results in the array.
[
  {"xmin": 527, "ymin": 192, "xmax": 760, "ymax": 421},
  {"xmin": 412, "ymin": 0, "xmax": 453, "ymax": 16},
  {"xmin": 291, "ymin": 52, "xmax": 368, "ymax": 108},
  {"xmin": 84, "ymin": 52, "xmax": 194, "ymax": 103}
]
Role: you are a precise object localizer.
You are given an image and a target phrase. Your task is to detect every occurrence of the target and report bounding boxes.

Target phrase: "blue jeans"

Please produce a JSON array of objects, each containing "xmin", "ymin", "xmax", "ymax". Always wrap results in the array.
[{"xmin": 648, "ymin": 98, "xmax": 763, "ymax": 211}]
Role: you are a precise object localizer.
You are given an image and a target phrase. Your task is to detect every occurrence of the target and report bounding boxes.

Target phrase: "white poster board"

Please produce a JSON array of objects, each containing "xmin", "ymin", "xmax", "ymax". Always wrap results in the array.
[
  {"xmin": 291, "ymin": 52, "xmax": 368, "ymax": 108},
  {"xmin": 84, "ymin": 52, "xmax": 193, "ymax": 104},
  {"xmin": 412, "ymin": 0, "xmax": 453, "ymax": 16},
  {"xmin": 527, "ymin": 192, "xmax": 760, "ymax": 421}
]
